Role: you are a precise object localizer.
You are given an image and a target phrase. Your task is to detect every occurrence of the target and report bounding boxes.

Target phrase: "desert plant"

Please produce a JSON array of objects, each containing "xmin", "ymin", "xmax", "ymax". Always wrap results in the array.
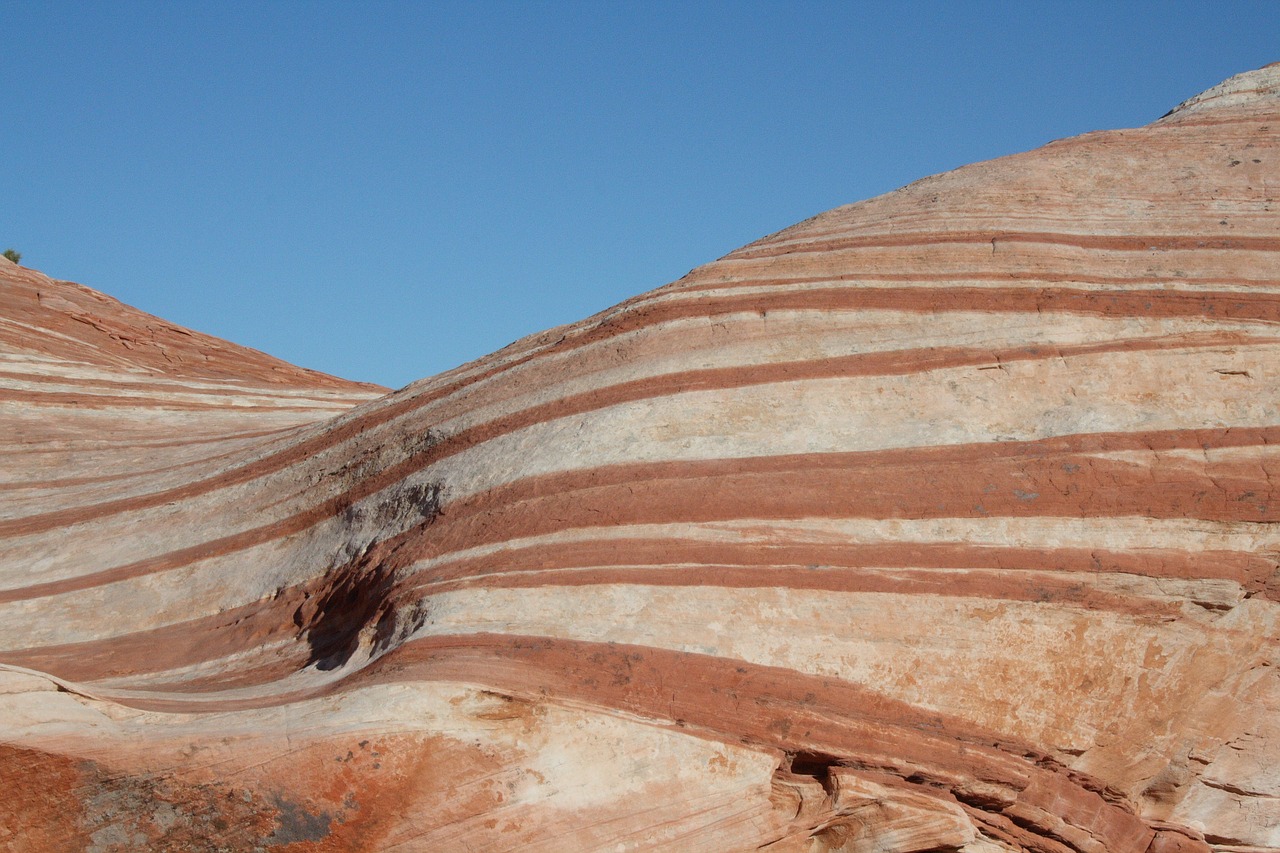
[{"xmin": 2, "ymin": 249, "xmax": 19, "ymax": 264}]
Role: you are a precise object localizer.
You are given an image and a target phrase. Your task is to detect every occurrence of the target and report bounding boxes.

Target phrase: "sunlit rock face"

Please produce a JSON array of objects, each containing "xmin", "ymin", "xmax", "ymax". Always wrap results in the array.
[{"xmin": 2, "ymin": 64, "xmax": 1279, "ymax": 853}]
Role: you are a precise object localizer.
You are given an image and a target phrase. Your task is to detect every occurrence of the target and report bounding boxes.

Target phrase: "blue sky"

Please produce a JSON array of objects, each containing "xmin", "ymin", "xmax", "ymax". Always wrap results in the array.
[{"xmin": 3, "ymin": 2, "xmax": 1276, "ymax": 388}]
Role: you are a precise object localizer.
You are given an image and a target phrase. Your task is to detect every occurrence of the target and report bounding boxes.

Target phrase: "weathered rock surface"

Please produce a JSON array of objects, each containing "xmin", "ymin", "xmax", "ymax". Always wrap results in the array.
[{"xmin": 2, "ymin": 64, "xmax": 1278, "ymax": 852}]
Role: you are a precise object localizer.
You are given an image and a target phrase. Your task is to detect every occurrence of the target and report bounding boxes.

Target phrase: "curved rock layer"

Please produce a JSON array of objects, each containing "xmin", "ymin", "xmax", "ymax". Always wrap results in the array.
[{"xmin": 2, "ymin": 65, "xmax": 1278, "ymax": 852}]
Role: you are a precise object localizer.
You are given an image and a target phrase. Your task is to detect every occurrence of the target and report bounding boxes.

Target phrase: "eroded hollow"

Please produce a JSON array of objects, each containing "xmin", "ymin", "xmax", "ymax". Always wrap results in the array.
[{"xmin": 294, "ymin": 480, "xmax": 443, "ymax": 670}]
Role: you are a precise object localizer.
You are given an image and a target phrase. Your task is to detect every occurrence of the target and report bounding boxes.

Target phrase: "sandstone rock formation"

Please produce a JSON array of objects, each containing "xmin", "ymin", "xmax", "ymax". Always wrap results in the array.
[{"xmin": 2, "ymin": 64, "xmax": 1278, "ymax": 852}]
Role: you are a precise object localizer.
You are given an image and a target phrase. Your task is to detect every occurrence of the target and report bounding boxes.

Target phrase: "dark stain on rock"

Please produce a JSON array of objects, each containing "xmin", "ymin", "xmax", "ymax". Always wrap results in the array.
[{"xmin": 265, "ymin": 796, "xmax": 331, "ymax": 846}]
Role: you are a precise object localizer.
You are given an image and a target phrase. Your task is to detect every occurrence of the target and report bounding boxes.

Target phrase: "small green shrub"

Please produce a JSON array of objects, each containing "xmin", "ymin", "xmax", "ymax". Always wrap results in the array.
[{"xmin": 2, "ymin": 249, "xmax": 19, "ymax": 264}]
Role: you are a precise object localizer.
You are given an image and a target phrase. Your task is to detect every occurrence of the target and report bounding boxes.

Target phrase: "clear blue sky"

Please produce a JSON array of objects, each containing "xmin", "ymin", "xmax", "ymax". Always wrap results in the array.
[{"xmin": 3, "ymin": 2, "xmax": 1276, "ymax": 388}]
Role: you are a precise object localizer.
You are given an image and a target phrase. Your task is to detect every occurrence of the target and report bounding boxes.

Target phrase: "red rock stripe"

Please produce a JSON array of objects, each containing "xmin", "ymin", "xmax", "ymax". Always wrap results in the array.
[
  {"xmin": 3, "ymin": 292, "xmax": 1268, "ymax": 538},
  {"xmin": 728, "ymin": 229, "xmax": 1280, "ymax": 261},
  {"xmin": 0, "ymin": 365, "xmax": 562, "ymax": 536},
  {"xmin": 0, "ymin": 492, "xmax": 353, "ymax": 603},
  {"xmin": 0, "ymin": 328, "xmax": 1260, "ymax": 540},
  {"xmin": 0, "ymin": 430, "xmax": 306, "ymax": 492},
  {"xmin": 320, "ymin": 290, "xmax": 1277, "ymax": 437},
  {"xmin": 335, "ymin": 308, "xmax": 1274, "ymax": 468},
  {"xmin": 1158, "ymin": 114, "xmax": 1280, "ymax": 128},
  {"xmin": 0, "ymin": 547, "xmax": 1207, "ymax": 686},
  {"xmin": 632, "ymin": 285, "xmax": 1280, "ymax": 325},
  {"xmin": 0, "ymin": 372, "xmax": 377, "ymax": 406},
  {"xmin": 83, "ymin": 630, "xmax": 1050, "ymax": 761},
  {"xmin": 398, "ymin": 437, "xmax": 1280, "ymax": 569},
  {"xmin": 571, "ymin": 284, "xmax": 1280, "ymax": 351},
  {"xmin": 0, "ymin": 424, "xmax": 301, "ymax": 451},
  {"xmin": 367, "ymin": 634, "xmax": 1068, "ymax": 769},
  {"xmin": 2, "ymin": 424, "xmax": 1276, "ymax": 604},
  {"xmin": 0, "ymin": 583, "xmax": 314, "ymax": 682},
  {"xmin": 8, "ymin": 274, "xmax": 1271, "ymax": 537},
  {"xmin": 0, "ymin": 386, "xmax": 356, "ymax": 411},
  {"xmin": 667, "ymin": 267, "xmax": 1279, "ymax": 293}
]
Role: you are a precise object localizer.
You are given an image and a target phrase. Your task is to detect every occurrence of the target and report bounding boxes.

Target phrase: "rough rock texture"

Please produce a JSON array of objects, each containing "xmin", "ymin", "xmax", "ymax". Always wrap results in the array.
[{"xmin": 2, "ymin": 64, "xmax": 1279, "ymax": 852}]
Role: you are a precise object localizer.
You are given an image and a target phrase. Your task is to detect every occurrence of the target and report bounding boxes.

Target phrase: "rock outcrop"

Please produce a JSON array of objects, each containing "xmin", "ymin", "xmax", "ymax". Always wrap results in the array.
[{"xmin": 2, "ymin": 64, "xmax": 1278, "ymax": 852}]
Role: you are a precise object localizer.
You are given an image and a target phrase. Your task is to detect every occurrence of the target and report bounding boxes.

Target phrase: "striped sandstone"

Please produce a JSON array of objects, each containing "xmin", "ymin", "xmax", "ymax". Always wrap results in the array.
[{"xmin": 2, "ymin": 64, "xmax": 1279, "ymax": 852}]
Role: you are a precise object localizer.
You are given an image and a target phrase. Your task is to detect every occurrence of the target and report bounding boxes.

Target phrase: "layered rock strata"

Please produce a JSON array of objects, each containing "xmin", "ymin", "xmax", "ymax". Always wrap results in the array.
[{"xmin": 2, "ymin": 64, "xmax": 1279, "ymax": 852}]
